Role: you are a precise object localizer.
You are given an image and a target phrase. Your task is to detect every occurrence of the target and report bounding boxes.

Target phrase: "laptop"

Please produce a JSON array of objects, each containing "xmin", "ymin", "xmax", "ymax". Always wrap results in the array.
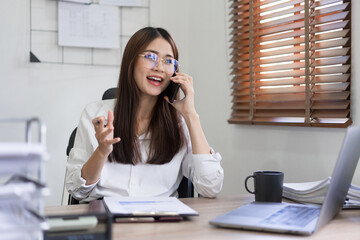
[{"xmin": 210, "ymin": 126, "xmax": 360, "ymax": 235}]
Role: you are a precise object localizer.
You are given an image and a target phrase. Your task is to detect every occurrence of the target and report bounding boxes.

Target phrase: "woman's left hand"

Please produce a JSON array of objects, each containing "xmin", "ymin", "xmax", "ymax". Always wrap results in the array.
[{"xmin": 164, "ymin": 72, "xmax": 197, "ymax": 117}]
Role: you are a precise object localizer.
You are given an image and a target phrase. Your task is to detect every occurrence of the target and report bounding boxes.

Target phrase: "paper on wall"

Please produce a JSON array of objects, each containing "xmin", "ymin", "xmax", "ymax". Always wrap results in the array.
[{"xmin": 58, "ymin": 1, "xmax": 120, "ymax": 49}]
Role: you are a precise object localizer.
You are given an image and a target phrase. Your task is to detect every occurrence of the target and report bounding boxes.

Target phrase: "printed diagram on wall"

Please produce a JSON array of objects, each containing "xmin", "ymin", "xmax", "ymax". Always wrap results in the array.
[
  {"xmin": 29, "ymin": 0, "xmax": 150, "ymax": 66},
  {"xmin": 58, "ymin": 2, "xmax": 120, "ymax": 49}
]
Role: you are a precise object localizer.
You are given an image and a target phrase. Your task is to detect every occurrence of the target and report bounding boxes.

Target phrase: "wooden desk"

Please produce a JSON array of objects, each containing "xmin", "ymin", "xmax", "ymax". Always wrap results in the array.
[{"xmin": 45, "ymin": 195, "xmax": 360, "ymax": 240}]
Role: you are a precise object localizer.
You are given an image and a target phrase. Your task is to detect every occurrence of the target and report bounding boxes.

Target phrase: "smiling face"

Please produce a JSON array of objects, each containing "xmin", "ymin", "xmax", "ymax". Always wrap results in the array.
[{"xmin": 134, "ymin": 37, "xmax": 175, "ymax": 99}]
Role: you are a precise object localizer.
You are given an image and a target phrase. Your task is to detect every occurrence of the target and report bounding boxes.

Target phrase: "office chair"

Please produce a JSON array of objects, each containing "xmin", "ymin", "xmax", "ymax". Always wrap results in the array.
[{"xmin": 66, "ymin": 88, "xmax": 194, "ymax": 205}]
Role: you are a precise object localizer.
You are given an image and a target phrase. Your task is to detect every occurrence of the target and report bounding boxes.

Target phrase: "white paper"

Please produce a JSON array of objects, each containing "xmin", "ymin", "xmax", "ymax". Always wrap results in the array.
[
  {"xmin": 283, "ymin": 177, "xmax": 360, "ymax": 205},
  {"xmin": 283, "ymin": 177, "xmax": 331, "ymax": 193},
  {"xmin": 99, "ymin": 0, "xmax": 143, "ymax": 7},
  {"xmin": 0, "ymin": 201, "xmax": 46, "ymax": 233},
  {"xmin": 104, "ymin": 197, "xmax": 198, "ymax": 216},
  {"xmin": 60, "ymin": 0, "xmax": 92, "ymax": 4},
  {"xmin": 58, "ymin": 2, "xmax": 119, "ymax": 49},
  {"xmin": 0, "ymin": 182, "xmax": 36, "ymax": 198},
  {"xmin": 0, "ymin": 143, "xmax": 46, "ymax": 157}
]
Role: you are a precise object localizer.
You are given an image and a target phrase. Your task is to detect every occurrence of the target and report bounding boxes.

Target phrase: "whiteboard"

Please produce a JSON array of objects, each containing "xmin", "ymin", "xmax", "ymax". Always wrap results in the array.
[{"xmin": 29, "ymin": 0, "xmax": 150, "ymax": 66}]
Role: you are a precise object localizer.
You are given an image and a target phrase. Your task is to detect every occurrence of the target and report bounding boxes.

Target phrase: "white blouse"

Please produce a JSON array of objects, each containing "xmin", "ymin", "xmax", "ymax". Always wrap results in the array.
[{"xmin": 66, "ymin": 99, "xmax": 224, "ymax": 201}]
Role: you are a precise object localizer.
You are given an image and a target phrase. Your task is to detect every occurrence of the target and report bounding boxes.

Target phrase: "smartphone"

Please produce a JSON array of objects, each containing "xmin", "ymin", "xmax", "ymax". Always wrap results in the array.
[{"xmin": 165, "ymin": 72, "xmax": 181, "ymax": 103}]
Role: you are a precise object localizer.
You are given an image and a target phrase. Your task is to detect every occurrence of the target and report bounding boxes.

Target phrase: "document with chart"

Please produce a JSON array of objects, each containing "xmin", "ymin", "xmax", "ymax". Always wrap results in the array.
[{"xmin": 103, "ymin": 196, "xmax": 198, "ymax": 217}]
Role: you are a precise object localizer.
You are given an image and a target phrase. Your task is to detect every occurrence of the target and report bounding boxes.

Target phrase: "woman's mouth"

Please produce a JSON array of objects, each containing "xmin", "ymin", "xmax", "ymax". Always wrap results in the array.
[{"xmin": 147, "ymin": 76, "xmax": 163, "ymax": 86}]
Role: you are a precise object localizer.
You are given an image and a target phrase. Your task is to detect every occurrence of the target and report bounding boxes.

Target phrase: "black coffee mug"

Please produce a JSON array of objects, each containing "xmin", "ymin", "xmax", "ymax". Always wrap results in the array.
[{"xmin": 245, "ymin": 171, "xmax": 284, "ymax": 202}]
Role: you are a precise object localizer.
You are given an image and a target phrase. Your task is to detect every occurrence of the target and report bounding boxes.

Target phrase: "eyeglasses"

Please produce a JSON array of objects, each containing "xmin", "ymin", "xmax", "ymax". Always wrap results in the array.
[{"xmin": 138, "ymin": 52, "xmax": 179, "ymax": 75}]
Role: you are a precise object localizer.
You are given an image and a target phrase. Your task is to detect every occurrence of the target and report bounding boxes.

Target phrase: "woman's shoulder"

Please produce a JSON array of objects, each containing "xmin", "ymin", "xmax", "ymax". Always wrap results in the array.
[
  {"xmin": 84, "ymin": 99, "xmax": 115, "ymax": 109},
  {"xmin": 82, "ymin": 99, "xmax": 115, "ymax": 117}
]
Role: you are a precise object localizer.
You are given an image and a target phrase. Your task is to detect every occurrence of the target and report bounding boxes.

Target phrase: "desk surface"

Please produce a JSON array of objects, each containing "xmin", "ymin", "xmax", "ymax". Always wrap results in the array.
[{"xmin": 45, "ymin": 195, "xmax": 360, "ymax": 240}]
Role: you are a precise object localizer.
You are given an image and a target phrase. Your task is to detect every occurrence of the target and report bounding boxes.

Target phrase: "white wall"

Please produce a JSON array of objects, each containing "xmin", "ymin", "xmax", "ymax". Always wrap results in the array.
[
  {"xmin": 0, "ymin": 0, "xmax": 359, "ymax": 206},
  {"xmin": 151, "ymin": 0, "xmax": 360, "ymax": 197}
]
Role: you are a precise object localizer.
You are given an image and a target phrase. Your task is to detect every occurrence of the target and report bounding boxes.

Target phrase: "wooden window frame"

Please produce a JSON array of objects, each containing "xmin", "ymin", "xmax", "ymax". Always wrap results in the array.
[{"xmin": 228, "ymin": 0, "xmax": 352, "ymax": 128}]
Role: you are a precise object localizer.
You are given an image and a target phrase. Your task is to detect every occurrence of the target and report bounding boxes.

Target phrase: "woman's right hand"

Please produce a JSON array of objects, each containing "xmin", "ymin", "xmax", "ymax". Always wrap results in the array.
[{"xmin": 92, "ymin": 110, "xmax": 121, "ymax": 156}]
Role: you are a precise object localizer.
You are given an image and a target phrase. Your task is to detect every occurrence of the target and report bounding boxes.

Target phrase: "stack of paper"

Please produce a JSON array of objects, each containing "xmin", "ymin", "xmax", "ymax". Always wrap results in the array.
[
  {"xmin": 0, "ymin": 143, "xmax": 49, "ymax": 239},
  {"xmin": 283, "ymin": 177, "xmax": 360, "ymax": 207},
  {"xmin": 346, "ymin": 184, "xmax": 360, "ymax": 207}
]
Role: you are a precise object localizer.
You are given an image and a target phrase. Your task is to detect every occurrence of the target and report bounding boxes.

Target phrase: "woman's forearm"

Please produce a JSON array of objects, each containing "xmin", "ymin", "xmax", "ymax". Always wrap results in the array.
[
  {"xmin": 81, "ymin": 147, "xmax": 108, "ymax": 185},
  {"xmin": 183, "ymin": 113, "xmax": 211, "ymax": 154}
]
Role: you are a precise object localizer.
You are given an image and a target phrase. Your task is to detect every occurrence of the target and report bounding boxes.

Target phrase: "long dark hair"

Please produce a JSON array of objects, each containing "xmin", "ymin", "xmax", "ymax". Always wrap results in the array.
[{"xmin": 109, "ymin": 27, "xmax": 185, "ymax": 165}]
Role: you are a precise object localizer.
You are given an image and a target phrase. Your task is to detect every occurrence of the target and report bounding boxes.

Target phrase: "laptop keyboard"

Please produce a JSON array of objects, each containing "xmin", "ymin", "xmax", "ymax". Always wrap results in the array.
[{"xmin": 262, "ymin": 206, "xmax": 320, "ymax": 227}]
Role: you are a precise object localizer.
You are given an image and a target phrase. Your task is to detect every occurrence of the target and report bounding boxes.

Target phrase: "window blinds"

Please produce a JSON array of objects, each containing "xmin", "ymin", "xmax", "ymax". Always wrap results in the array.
[{"xmin": 228, "ymin": 0, "xmax": 351, "ymax": 127}]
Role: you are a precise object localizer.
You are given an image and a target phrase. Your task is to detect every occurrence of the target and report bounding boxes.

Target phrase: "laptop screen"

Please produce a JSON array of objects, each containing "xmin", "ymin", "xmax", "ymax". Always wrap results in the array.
[{"xmin": 316, "ymin": 126, "xmax": 360, "ymax": 230}]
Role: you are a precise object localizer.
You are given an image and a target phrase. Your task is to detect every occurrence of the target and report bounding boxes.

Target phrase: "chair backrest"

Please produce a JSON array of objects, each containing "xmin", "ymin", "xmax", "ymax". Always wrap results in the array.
[
  {"xmin": 66, "ymin": 88, "xmax": 193, "ymax": 204},
  {"xmin": 102, "ymin": 88, "xmax": 117, "ymax": 101}
]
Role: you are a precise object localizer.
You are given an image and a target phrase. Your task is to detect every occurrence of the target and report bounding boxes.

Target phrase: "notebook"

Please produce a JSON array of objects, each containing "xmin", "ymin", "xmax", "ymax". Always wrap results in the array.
[{"xmin": 210, "ymin": 126, "xmax": 360, "ymax": 235}]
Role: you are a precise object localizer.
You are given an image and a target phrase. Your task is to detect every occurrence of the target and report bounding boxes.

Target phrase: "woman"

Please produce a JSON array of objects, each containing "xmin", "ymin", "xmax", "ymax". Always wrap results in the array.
[{"xmin": 66, "ymin": 27, "xmax": 224, "ymax": 202}]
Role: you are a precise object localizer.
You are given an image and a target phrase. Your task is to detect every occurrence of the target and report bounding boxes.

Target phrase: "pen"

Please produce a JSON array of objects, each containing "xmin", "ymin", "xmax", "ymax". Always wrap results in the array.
[
  {"xmin": 132, "ymin": 211, "xmax": 179, "ymax": 216},
  {"xmin": 115, "ymin": 217, "xmax": 155, "ymax": 223},
  {"xmin": 95, "ymin": 119, "xmax": 108, "ymax": 127},
  {"xmin": 114, "ymin": 216, "xmax": 183, "ymax": 223}
]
